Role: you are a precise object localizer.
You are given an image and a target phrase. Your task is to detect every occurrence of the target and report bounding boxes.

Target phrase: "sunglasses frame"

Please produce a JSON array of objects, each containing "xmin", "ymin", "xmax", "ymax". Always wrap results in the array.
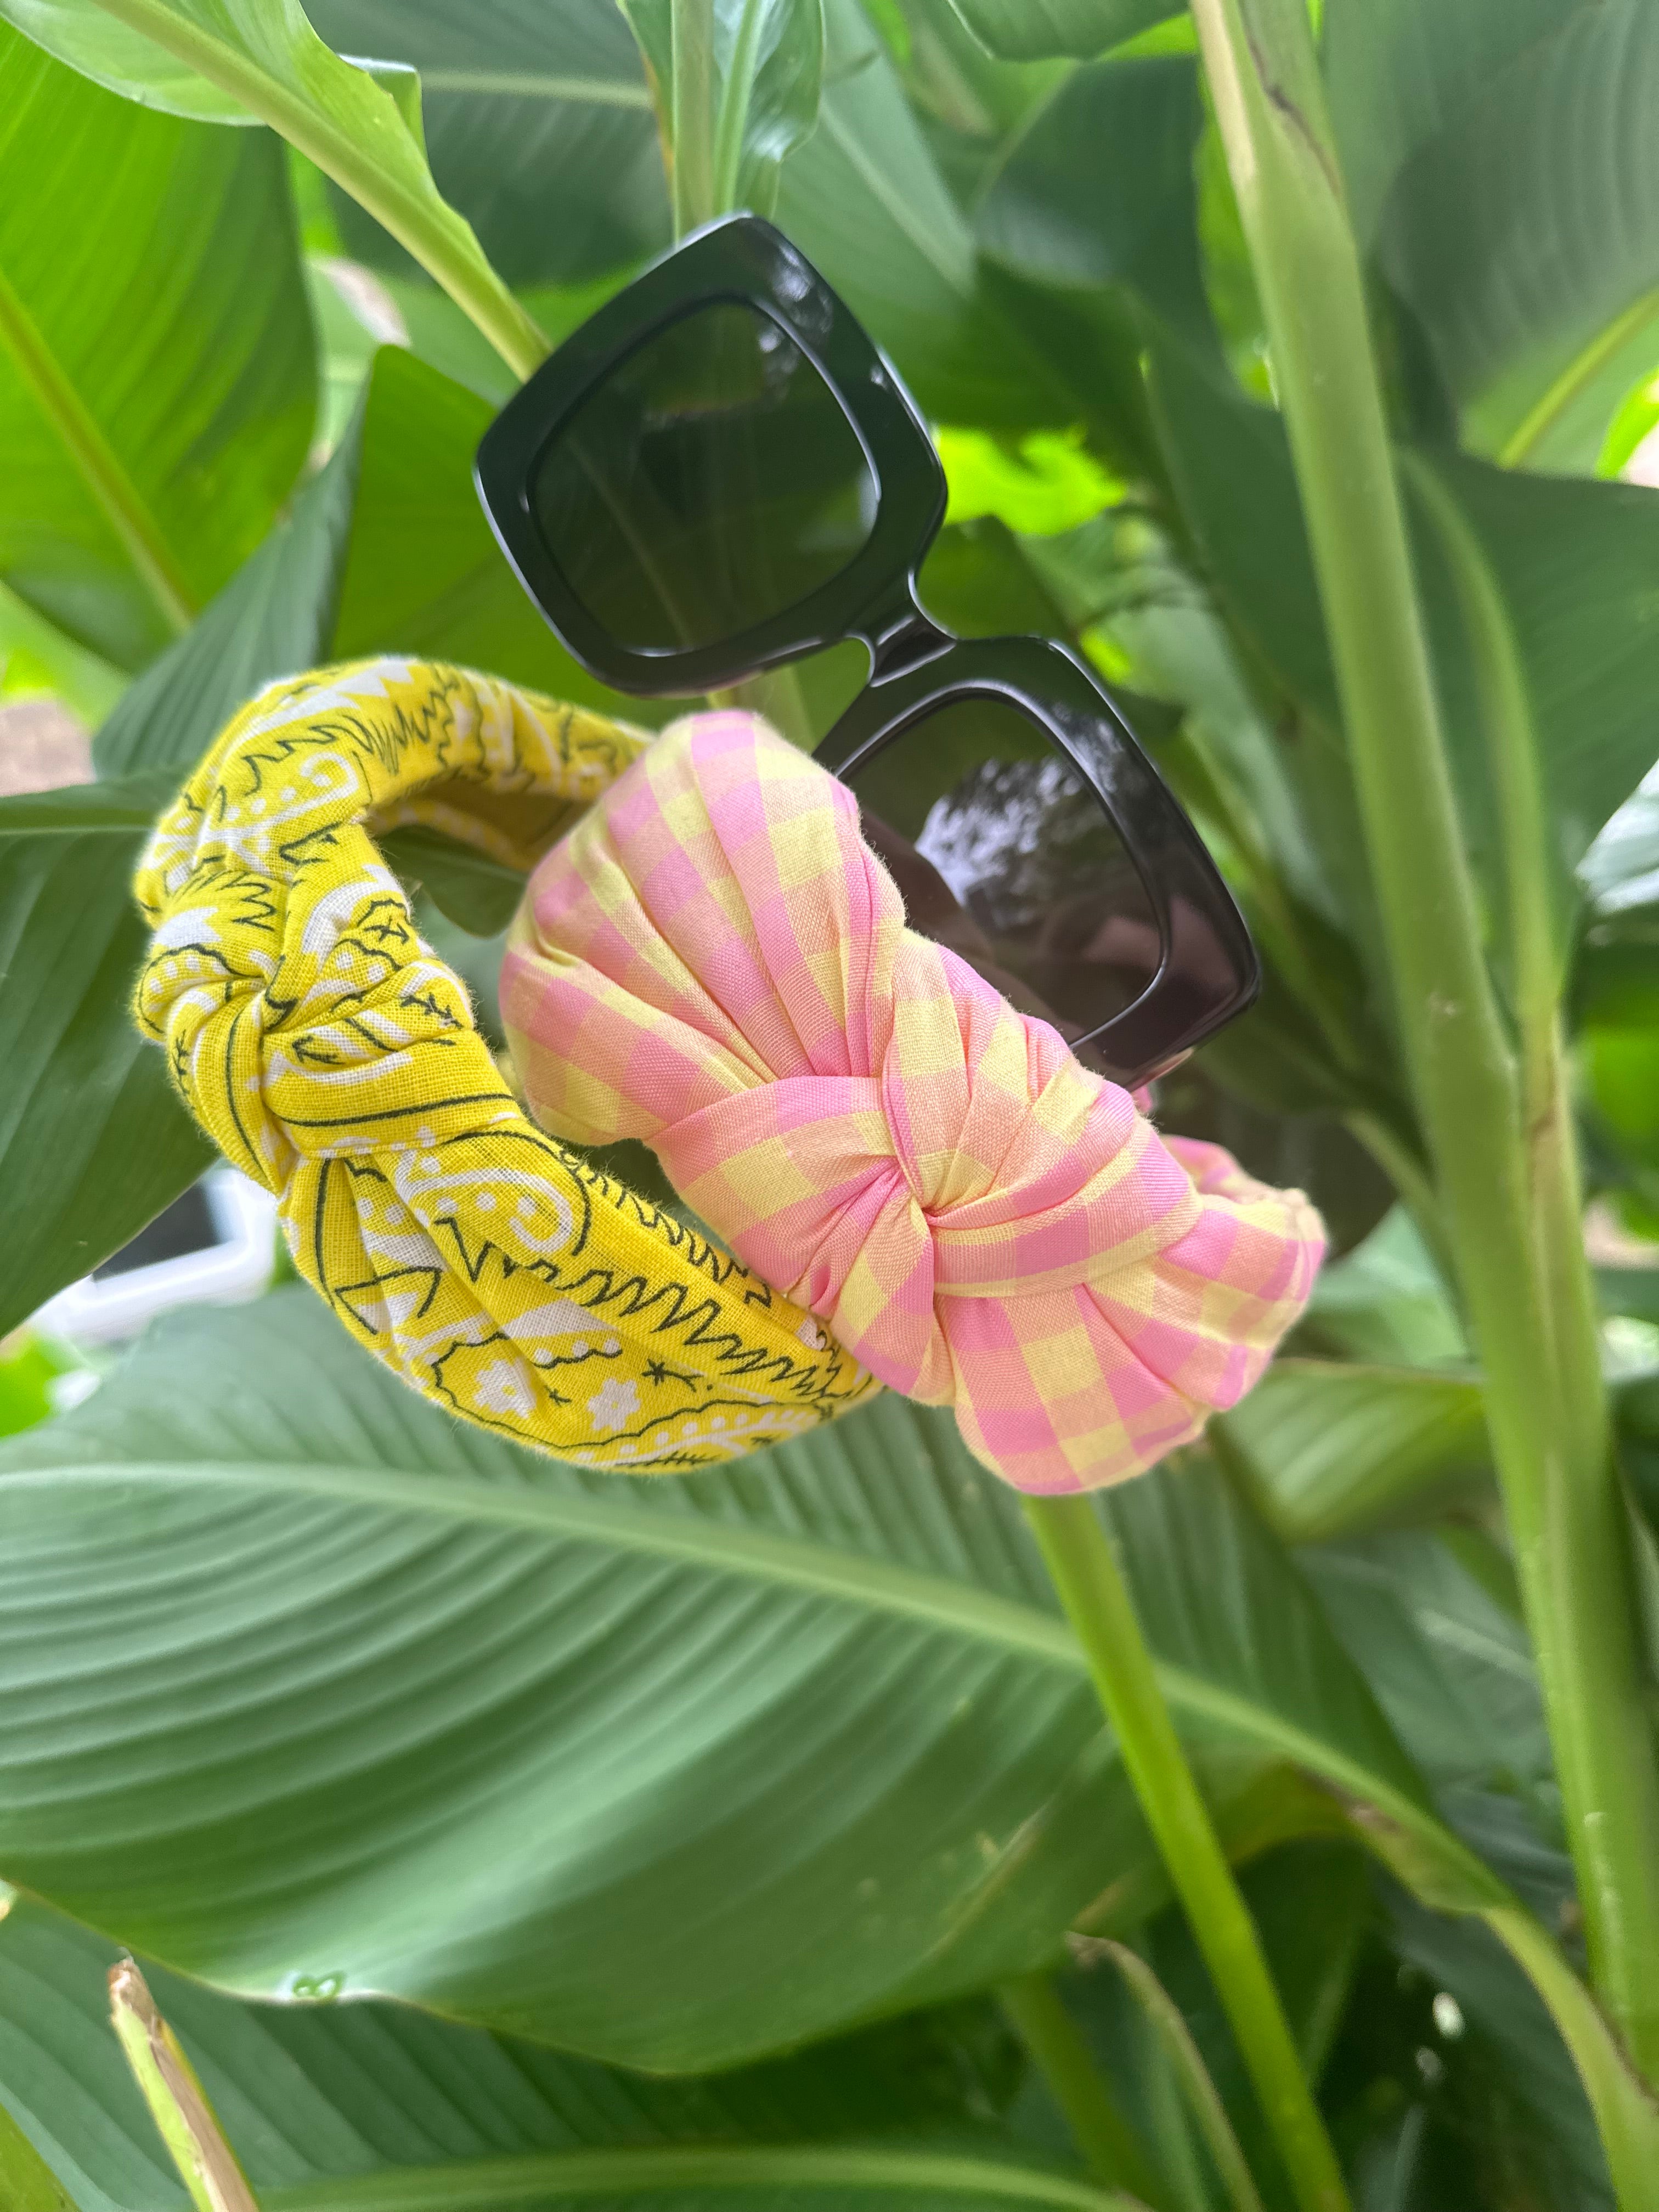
[{"xmin": 475, "ymin": 214, "xmax": 1259, "ymax": 1085}]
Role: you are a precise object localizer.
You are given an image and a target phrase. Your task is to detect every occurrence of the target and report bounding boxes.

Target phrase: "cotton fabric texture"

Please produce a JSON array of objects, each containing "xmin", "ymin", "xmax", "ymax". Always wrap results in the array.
[
  {"xmin": 132, "ymin": 659, "xmax": 877, "ymax": 1470},
  {"xmin": 503, "ymin": 707, "xmax": 1327, "ymax": 1495}
]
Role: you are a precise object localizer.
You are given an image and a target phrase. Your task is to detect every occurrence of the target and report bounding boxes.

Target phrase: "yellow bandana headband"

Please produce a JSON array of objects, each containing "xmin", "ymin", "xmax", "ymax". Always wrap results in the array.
[{"xmin": 132, "ymin": 658, "xmax": 878, "ymax": 1469}]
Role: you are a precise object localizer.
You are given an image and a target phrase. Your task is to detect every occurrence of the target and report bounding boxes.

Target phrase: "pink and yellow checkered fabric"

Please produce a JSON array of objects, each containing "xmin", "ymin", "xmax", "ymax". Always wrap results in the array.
[{"xmin": 503, "ymin": 712, "xmax": 1325, "ymax": 1494}]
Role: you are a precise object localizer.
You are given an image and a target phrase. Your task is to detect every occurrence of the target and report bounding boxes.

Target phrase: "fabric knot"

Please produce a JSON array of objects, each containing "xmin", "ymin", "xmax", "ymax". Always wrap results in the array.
[
  {"xmin": 132, "ymin": 662, "xmax": 877, "ymax": 1469},
  {"xmin": 504, "ymin": 711, "xmax": 1325, "ymax": 1494}
]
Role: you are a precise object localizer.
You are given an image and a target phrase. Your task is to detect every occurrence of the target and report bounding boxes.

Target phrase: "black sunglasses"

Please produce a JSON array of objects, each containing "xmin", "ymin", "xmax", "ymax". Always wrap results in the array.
[{"xmin": 475, "ymin": 214, "xmax": 1257, "ymax": 1087}]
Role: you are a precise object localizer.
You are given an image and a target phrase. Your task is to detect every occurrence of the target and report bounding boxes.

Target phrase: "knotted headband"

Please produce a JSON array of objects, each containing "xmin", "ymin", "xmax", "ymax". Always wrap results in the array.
[
  {"xmin": 503, "ymin": 710, "xmax": 1326, "ymax": 1494},
  {"xmin": 132, "ymin": 658, "xmax": 877, "ymax": 1469}
]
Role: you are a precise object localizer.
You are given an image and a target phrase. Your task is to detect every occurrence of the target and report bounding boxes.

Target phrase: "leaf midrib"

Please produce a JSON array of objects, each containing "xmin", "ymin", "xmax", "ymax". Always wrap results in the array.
[
  {"xmin": 417, "ymin": 69, "xmax": 652, "ymax": 109},
  {"xmin": 1, "ymin": 1453, "xmax": 1458, "ymax": 1854},
  {"xmin": 0, "ymin": 257, "xmax": 194, "ymax": 640},
  {"xmin": 260, "ymin": 2142, "xmax": 1135, "ymax": 2212}
]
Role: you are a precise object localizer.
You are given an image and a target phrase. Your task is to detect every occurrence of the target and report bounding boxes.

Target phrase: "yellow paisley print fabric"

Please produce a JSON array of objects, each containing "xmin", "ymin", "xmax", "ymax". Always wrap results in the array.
[{"xmin": 132, "ymin": 657, "xmax": 877, "ymax": 1468}]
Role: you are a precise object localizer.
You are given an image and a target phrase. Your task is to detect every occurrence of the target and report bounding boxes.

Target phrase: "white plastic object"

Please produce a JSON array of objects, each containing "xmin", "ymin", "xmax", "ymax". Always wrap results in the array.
[{"xmin": 33, "ymin": 1169, "xmax": 279, "ymax": 1347}]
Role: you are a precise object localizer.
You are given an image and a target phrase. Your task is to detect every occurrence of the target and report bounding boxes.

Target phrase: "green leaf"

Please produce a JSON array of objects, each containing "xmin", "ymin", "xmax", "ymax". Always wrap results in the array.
[
  {"xmin": 328, "ymin": 348, "xmax": 657, "ymax": 715},
  {"xmin": 93, "ymin": 395, "xmax": 366, "ymax": 779},
  {"xmin": 97, "ymin": 345, "xmax": 652, "ymax": 788},
  {"xmin": 1325, "ymin": 0, "xmax": 1659, "ymax": 470},
  {"xmin": 0, "ymin": 774, "xmax": 212, "ymax": 1340},
  {"xmin": 1146, "ymin": 336, "xmax": 1659, "ymax": 928},
  {"xmin": 1374, "ymin": 1891, "xmax": 1616, "ymax": 2211},
  {"xmin": 944, "ymin": 0, "xmax": 1178, "ymax": 64},
  {"xmin": 377, "ymin": 822, "xmax": 525, "ymax": 937},
  {"xmin": 0, "ymin": 1893, "xmax": 1114, "ymax": 2212},
  {"xmin": 975, "ymin": 54, "xmax": 1215, "ymax": 358},
  {"xmin": 620, "ymin": 0, "xmax": 824, "ymax": 223},
  {"xmin": 1403, "ymin": 447, "xmax": 1659, "ymax": 896},
  {"xmin": 0, "ymin": 2104, "xmax": 75, "ymax": 2212},
  {"xmin": 1294, "ymin": 1208, "xmax": 1468, "ymax": 1369},
  {"xmin": 303, "ymin": 0, "xmax": 669, "ymax": 288},
  {"xmin": 1214, "ymin": 1358, "xmax": 1489, "ymax": 1545},
  {"xmin": 0, "ymin": 0, "xmax": 548, "ymax": 380},
  {"xmin": 0, "ymin": 1290, "xmax": 1514, "ymax": 2072},
  {"xmin": 0, "ymin": 0, "xmax": 243, "ymax": 116},
  {"xmin": 0, "ymin": 23, "xmax": 313, "ymax": 669},
  {"xmin": 1302, "ymin": 1531, "xmax": 1551, "ymax": 1804},
  {"xmin": 775, "ymin": 0, "xmax": 1071, "ymax": 428}
]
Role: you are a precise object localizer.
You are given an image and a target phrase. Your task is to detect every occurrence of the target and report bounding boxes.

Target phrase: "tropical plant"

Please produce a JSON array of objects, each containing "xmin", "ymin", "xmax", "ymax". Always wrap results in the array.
[{"xmin": 3, "ymin": 0, "xmax": 1659, "ymax": 2207}]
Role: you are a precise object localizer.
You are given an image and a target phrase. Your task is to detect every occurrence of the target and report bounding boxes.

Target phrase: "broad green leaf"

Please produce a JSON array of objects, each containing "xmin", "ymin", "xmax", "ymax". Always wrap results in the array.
[
  {"xmin": 376, "ymin": 824, "xmax": 524, "ymax": 938},
  {"xmin": 916, "ymin": 519, "xmax": 1074, "ymax": 644},
  {"xmin": 0, "ymin": 1290, "xmax": 1510, "ymax": 2070},
  {"xmin": 303, "ymin": 0, "xmax": 669, "ymax": 288},
  {"xmin": 975, "ymin": 55, "xmax": 1215, "ymax": 358},
  {"xmin": 875, "ymin": 0, "xmax": 1070, "ymax": 203},
  {"xmin": 97, "ymin": 347, "xmax": 652, "ymax": 787},
  {"xmin": 1146, "ymin": 335, "xmax": 1659, "ymax": 927},
  {"xmin": 1214, "ymin": 1358, "xmax": 1488, "ymax": 1545},
  {"xmin": 0, "ymin": 24, "xmax": 313, "ymax": 669},
  {"xmin": 0, "ymin": 1894, "xmax": 1102, "ymax": 2212},
  {"xmin": 1325, "ymin": 0, "xmax": 1659, "ymax": 470},
  {"xmin": 944, "ymin": 0, "xmax": 1176, "ymax": 64},
  {"xmin": 0, "ymin": 0, "xmax": 547, "ymax": 381},
  {"xmin": 328, "ymin": 348, "xmax": 659, "ymax": 718},
  {"xmin": 0, "ymin": 0, "xmax": 240, "ymax": 115},
  {"xmin": 934, "ymin": 430, "xmax": 1121, "ymax": 539},
  {"xmin": 1404, "ymin": 447, "xmax": 1659, "ymax": 896},
  {"xmin": 619, "ymin": 0, "xmax": 824, "ymax": 225},
  {"xmin": 1373, "ymin": 1893, "xmax": 1615, "ymax": 2211},
  {"xmin": 0, "ymin": 2106, "xmax": 75, "ymax": 2212},
  {"xmin": 1303, "ymin": 1531, "xmax": 1551, "ymax": 1804},
  {"xmin": 1600, "ymin": 363, "xmax": 1659, "ymax": 479},
  {"xmin": 93, "ymin": 395, "xmax": 366, "ymax": 779},
  {"xmin": 774, "ymin": 0, "xmax": 1071, "ymax": 428},
  {"xmin": 0, "ymin": 775, "xmax": 212, "ymax": 1339},
  {"xmin": 1294, "ymin": 1208, "xmax": 1466, "ymax": 1369}
]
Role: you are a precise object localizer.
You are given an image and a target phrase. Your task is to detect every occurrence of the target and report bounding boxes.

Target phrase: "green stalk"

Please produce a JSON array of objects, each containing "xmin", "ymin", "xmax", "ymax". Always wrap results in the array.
[
  {"xmin": 1024, "ymin": 1496, "xmax": 1351, "ymax": 2212},
  {"xmin": 1189, "ymin": 0, "xmax": 1659, "ymax": 2084},
  {"xmin": 1000, "ymin": 1971, "xmax": 1161, "ymax": 2202},
  {"xmin": 670, "ymin": 0, "xmax": 719, "ymax": 236}
]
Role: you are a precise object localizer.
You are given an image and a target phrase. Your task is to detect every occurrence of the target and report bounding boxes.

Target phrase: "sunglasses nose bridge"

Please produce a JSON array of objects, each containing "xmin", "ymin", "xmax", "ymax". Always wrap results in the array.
[{"xmin": 859, "ymin": 580, "xmax": 953, "ymax": 685}]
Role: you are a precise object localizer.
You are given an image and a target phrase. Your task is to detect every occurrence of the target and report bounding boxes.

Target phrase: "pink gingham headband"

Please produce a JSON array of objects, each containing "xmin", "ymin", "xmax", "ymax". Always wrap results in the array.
[{"xmin": 502, "ymin": 712, "xmax": 1325, "ymax": 1494}]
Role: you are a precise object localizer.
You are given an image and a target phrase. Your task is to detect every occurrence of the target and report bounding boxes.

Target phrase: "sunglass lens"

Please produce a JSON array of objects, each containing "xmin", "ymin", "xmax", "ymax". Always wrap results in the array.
[
  {"xmin": 529, "ymin": 300, "xmax": 878, "ymax": 658},
  {"xmin": 841, "ymin": 698, "xmax": 1163, "ymax": 1052}
]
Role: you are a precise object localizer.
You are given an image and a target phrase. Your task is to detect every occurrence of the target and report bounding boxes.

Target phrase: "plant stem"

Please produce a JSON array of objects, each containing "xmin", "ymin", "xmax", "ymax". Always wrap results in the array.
[
  {"xmin": 670, "ymin": 0, "xmax": 718, "ymax": 236},
  {"xmin": 1000, "ymin": 1971, "xmax": 1161, "ymax": 2203},
  {"xmin": 1190, "ymin": 0, "xmax": 1659, "ymax": 2083},
  {"xmin": 1023, "ymin": 1495, "xmax": 1351, "ymax": 2212}
]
